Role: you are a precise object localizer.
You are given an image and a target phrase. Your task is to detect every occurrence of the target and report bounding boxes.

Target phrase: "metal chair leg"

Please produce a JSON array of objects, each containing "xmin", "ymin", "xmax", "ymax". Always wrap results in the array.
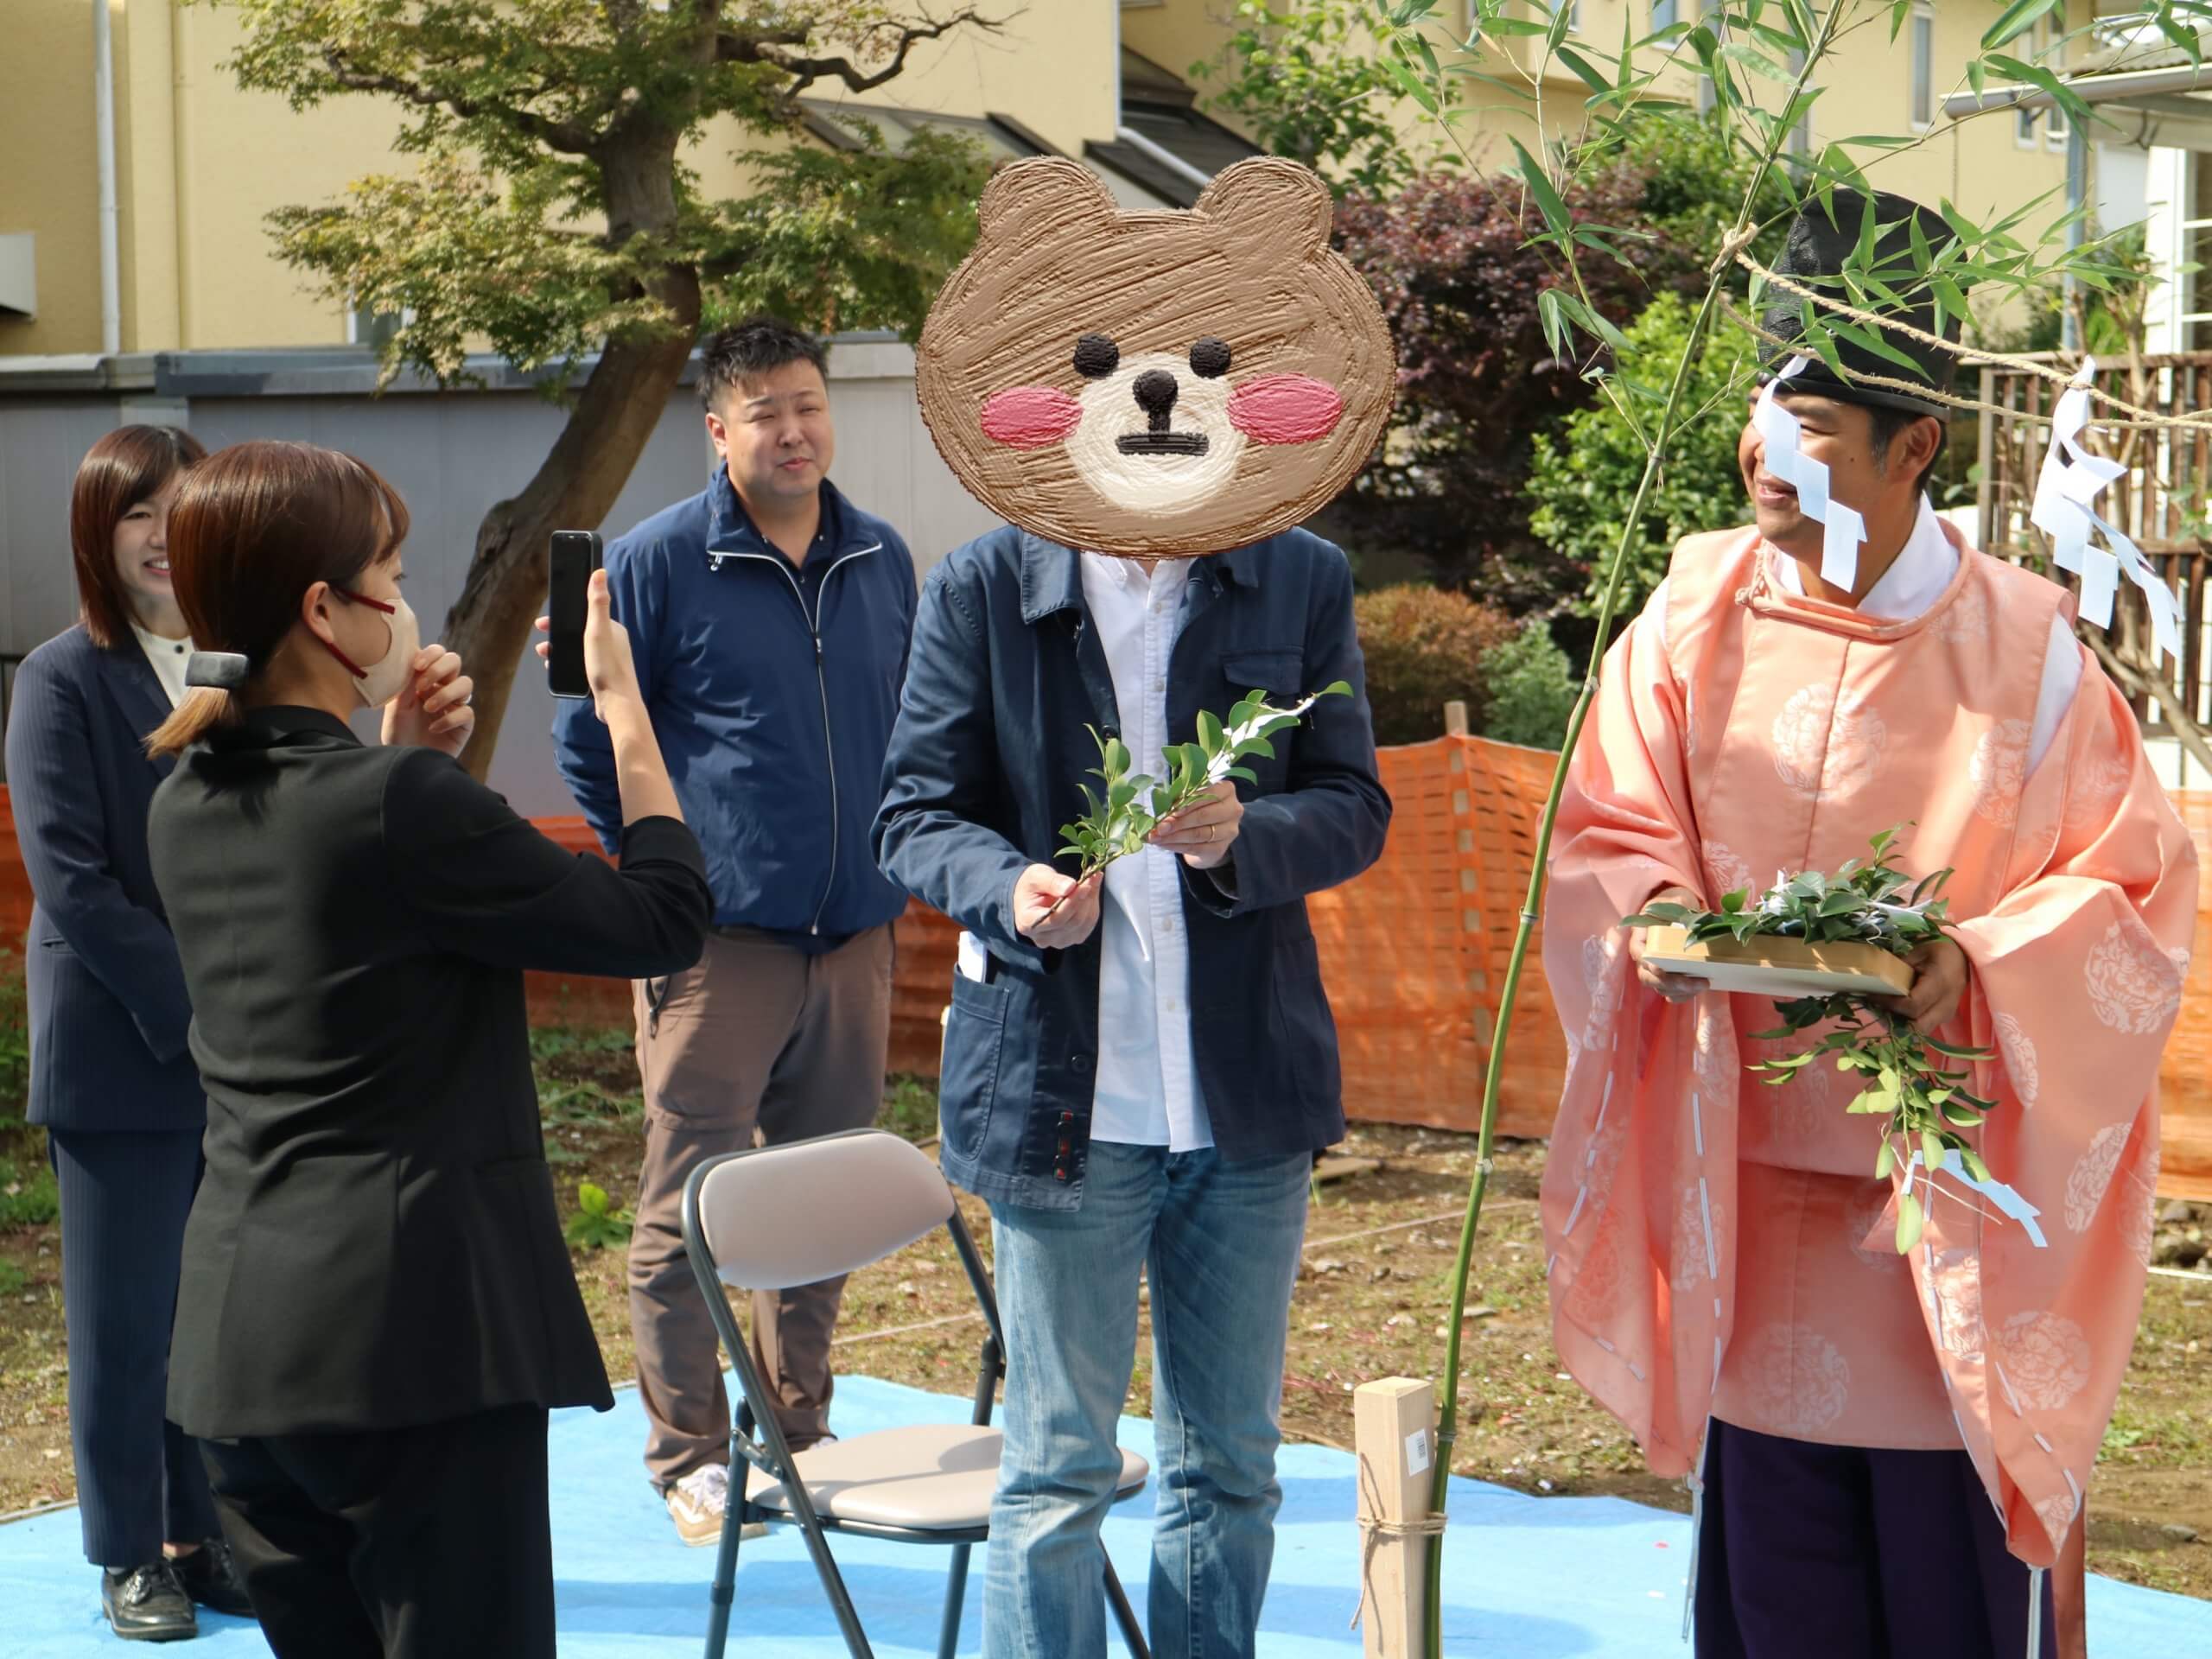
[
  {"xmin": 702, "ymin": 1489, "xmax": 746, "ymax": 1659},
  {"xmin": 936, "ymin": 1542, "xmax": 973, "ymax": 1659},
  {"xmin": 1103, "ymin": 1549, "xmax": 1149, "ymax": 1659}
]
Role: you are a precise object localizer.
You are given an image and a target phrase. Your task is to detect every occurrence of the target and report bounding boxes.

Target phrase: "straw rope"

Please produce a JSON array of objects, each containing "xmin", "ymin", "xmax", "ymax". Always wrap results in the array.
[
  {"xmin": 1349, "ymin": 1455, "xmax": 1451, "ymax": 1635},
  {"xmin": 1732, "ymin": 251, "xmax": 2212, "ymax": 435}
]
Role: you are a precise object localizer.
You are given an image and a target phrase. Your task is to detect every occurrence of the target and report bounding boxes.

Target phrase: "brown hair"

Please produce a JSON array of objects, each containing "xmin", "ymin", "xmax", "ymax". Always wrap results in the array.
[
  {"xmin": 71, "ymin": 425, "xmax": 207, "ymax": 650},
  {"xmin": 148, "ymin": 442, "xmax": 411, "ymax": 759}
]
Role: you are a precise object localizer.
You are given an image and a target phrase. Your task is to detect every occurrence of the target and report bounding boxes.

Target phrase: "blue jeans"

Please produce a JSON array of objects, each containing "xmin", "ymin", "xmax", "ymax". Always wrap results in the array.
[{"xmin": 982, "ymin": 1143, "xmax": 1311, "ymax": 1659}]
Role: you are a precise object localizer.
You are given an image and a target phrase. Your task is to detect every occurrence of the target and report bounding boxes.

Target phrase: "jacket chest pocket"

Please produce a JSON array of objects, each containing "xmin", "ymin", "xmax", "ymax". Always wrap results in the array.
[{"xmin": 1217, "ymin": 647, "xmax": 1306, "ymax": 789}]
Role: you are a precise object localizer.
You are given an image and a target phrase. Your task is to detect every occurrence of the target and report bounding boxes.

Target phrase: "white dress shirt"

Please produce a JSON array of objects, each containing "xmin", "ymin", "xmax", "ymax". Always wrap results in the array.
[
  {"xmin": 1077, "ymin": 551, "xmax": 1214, "ymax": 1151},
  {"xmin": 1650, "ymin": 498, "xmax": 2082, "ymax": 773},
  {"xmin": 131, "ymin": 621, "xmax": 194, "ymax": 709}
]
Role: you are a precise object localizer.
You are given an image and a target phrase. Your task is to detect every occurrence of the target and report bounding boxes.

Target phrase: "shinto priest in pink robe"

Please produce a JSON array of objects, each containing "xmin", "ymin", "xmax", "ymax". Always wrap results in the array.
[{"xmin": 1539, "ymin": 189, "xmax": 2197, "ymax": 1658}]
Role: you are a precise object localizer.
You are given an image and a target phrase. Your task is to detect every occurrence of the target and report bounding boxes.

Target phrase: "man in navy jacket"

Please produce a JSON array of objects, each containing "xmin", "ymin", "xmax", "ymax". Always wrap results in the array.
[
  {"xmin": 874, "ymin": 525, "xmax": 1388, "ymax": 1657},
  {"xmin": 553, "ymin": 318, "xmax": 916, "ymax": 1545}
]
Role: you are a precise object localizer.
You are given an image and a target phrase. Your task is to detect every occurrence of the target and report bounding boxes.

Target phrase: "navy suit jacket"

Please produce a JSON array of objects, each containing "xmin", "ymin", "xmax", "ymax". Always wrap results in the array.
[
  {"xmin": 873, "ymin": 527, "xmax": 1391, "ymax": 1211},
  {"xmin": 6, "ymin": 625, "xmax": 201, "ymax": 1132}
]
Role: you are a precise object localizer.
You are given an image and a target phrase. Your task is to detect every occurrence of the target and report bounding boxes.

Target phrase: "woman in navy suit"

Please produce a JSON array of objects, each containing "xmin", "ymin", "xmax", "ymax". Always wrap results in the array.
[{"xmin": 6, "ymin": 426, "xmax": 252, "ymax": 1640}]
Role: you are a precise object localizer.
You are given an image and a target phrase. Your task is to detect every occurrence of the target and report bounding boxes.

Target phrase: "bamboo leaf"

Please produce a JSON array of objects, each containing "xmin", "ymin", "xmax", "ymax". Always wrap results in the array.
[
  {"xmin": 1720, "ymin": 41, "xmax": 1794, "ymax": 82},
  {"xmin": 1981, "ymin": 0, "xmax": 2061, "ymax": 51},
  {"xmin": 1556, "ymin": 46, "xmax": 1612, "ymax": 94},
  {"xmin": 1896, "ymin": 1190, "xmax": 1924, "ymax": 1253},
  {"xmin": 1508, "ymin": 137, "xmax": 1573, "ymax": 243}
]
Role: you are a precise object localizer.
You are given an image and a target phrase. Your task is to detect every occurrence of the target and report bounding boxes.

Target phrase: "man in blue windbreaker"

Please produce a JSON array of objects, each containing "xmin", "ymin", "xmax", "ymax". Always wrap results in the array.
[{"xmin": 553, "ymin": 316, "xmax": 917, "ymax": 1546}]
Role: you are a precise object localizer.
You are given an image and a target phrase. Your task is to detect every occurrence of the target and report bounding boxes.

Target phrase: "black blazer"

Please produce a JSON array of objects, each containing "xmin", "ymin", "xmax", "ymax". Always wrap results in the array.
[
  {"xmin": 149, "ymin": 708, "xmax": 710, "ymax": 1438},
  {"xmin": 5, "ymin": 625, "xmax": 203, "ymax": 1133}
]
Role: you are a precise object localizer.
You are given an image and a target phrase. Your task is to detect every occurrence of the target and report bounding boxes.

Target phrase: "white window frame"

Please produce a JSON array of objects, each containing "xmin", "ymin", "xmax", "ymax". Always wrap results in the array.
[
  {"xmin": 2178, "ymin": 153, "xmax": 2212, "ymax": 351},
  {"xmin": 1696, "ymin": 0, "xmax": 1720, "ymax": 113},
  {"xmin": 2044, "ymin": 11, "xmax": 2070, "ymax": 150},
  {"xmin": 1789, "ymin": 47, "xmax": 1811, "ymax": 155},
  {"xmin": 1908, "ymin": 4, "xmax": 1935, "ymax": 132},
  {"xmin": 347, "ymin": 302, "xmax": 416, "ymax": 352}
]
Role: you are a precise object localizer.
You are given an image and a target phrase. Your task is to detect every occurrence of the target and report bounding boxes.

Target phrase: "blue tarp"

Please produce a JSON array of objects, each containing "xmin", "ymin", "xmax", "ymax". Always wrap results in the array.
[{"xmin": 5, "ymin": 1375, "xmax": 2206, "ymax": 1656}]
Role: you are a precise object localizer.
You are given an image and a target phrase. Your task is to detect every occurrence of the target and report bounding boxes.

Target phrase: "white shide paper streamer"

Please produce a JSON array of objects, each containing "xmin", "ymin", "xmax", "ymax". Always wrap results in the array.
[
  {"xmin": 1904, "ymin": 1147, "xmax": 2049, "ymax": 1249},
  {"xmin": 2028, "ymin": 360, "xmax": 2184, "ymax": 665},
  {"xmin": 1753, "ymin": 355, "xmax": 1868, "ymax": 591}
]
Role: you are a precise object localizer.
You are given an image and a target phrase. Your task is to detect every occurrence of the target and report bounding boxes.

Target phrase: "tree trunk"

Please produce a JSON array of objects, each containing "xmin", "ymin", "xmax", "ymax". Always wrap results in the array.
[{"xmin": 439, "ymin": 124, "xmax": 700, "ymax": 782}]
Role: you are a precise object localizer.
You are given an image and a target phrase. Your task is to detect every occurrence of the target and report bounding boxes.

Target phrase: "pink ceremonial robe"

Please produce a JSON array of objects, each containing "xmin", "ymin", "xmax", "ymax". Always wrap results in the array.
[{"xmin": 1541, "ymin": 524, "xmax": 2197, "ymax": 1567}]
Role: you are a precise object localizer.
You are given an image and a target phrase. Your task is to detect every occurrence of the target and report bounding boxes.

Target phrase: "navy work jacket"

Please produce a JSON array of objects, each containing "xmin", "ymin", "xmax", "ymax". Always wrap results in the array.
[{"xmin": 873, "ymin": 526, "xmax": 1391, "ymax": 1210}]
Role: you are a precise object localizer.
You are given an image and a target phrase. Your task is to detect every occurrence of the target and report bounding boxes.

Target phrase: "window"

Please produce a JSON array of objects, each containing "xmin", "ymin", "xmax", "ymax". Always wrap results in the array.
[
  {"xmin": 2016, "ymin": 10, "xmax": 2069, "ymax": 149},
  {"xmin": 1789, "ymin": 48, "xmax": 1811, "ymax": 156},
  {"xmin": 1909, "ymin": 5, "xmax": 1934, "ymax": 130},
  {"xmin": 347, "ymin": 303, "xmax": 412, "ymax": 353},
  {"xmin": 1653, "ymin": 0, "xmax": 1678, "ymax": 29},
  {"xmin": 1697, "ymin": 0, "xmax": 1720, "ymax": 112},
  {"xmin": 1566, "ymin": 0, "xmax": 1583, "ymax": 33},
  {"xmin": 2044, "ymin": 8, "xmax": 2070, "ymax": 149},
  {"xmin": 2177, "ymin": 153, "xmax": 2212, "ymax": 351}
]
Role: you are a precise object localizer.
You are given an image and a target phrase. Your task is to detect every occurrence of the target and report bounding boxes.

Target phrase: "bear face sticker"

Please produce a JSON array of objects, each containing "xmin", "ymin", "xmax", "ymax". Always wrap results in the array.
[{"xmin": 917, "ymin": 156, "xmax": 1395, "ymax": 559}]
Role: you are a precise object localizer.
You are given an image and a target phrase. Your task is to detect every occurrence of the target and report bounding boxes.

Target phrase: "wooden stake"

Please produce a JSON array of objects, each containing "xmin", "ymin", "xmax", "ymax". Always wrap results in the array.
[
  {"xmin": 1353, "ymin": 1376, "xmax": 1439, "ymax": 1657},
  {"xmin": 1443, "ymin": 699, "xmax": 1470, "ymax": 737}
]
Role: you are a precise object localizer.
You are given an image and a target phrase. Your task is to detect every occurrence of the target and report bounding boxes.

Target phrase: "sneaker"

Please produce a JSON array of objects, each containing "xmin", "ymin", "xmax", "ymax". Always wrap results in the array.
[
  {"xmin": 100, "ymin": 1560, "xmax": 197, "ymax": 1642},
  {"xmin": 666, "ymin": 1465, "xmax": 768, "ymax": 1546},
  {"xmin": 173, "ymin": 1537, "xmax": 254, "ymax": 1618}
]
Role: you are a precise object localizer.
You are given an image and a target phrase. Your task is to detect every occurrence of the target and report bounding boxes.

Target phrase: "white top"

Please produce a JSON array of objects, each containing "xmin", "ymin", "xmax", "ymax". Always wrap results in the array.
[
  {"xmin": 130, "ymin": 621, "xmax": 194, "ymax": 710},
  {"xmin": 1075, "ymin": 551, "xmax": 1213, "ymax": 1152},
  {"xmin": 1649, "ymin": 499, "xmax": 2082, "ymax": 774}
]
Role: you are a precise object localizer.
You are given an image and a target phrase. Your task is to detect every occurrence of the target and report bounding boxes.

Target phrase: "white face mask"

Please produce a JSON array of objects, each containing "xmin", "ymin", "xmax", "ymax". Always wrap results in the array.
[{"xmin": 324, "ymin": 588, "xmax": 421, "ymax": 709}]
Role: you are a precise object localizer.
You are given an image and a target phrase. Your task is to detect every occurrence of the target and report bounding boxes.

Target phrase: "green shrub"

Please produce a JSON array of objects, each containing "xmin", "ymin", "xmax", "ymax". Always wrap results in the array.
[
  {"xmin": 0, "ymin": 950, "xmax": 28, "ymax": 1130},
  {"xmin": 1479, "ymin": 621, "xmax": 1580, "ymax": 752},
  {"xmin": 1352, "ymin": 584, "xmax": 1519, "ymax": 746},
  {"xmin": 1526, "ymin": 291, "xmax": 1754, "ymax": 625},
  {"xmin": 0, "ymin": 1157, "xmax": 59, "ymax": 1230}
]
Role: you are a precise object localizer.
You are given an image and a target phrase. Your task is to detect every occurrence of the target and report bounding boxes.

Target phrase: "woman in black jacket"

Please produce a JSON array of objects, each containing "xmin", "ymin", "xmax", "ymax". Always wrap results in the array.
[
  {"xmin": 6, "ymin": 424, "xmax": 254, "ymax": 1639},
  {"xmin": 144, "ymin": 440, "xmax": 710, "ymax": 1658}
]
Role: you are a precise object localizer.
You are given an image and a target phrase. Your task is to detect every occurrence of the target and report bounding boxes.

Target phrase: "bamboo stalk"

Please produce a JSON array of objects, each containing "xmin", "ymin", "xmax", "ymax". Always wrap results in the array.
[{"xmin": 1416, "ymin": 4, "xmax": 1853, "ymax": 1648}]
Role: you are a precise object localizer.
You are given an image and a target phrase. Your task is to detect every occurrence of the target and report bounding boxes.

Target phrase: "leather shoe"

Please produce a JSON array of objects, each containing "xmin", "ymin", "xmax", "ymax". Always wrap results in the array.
[
  {"xmin": 101, "ymin": 1560, "xmax": 197, "ymax": 1642},
  {"xmin": 174, "ymin": 1538, "xmax": 254, "ymax": 1618}
]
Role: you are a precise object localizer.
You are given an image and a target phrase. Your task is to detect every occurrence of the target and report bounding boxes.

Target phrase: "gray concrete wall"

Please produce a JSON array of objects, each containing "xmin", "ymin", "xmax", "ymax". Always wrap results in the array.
[{"xmin": 0, "ymin": 340, "xmax": 1001, "ymax": 816}]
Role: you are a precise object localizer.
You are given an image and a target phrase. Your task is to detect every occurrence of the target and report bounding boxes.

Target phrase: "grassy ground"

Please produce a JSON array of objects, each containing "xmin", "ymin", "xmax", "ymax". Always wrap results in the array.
[{"xmin": 3, "ymin": 1017, "xmax": 2207, "ymax": 1604}]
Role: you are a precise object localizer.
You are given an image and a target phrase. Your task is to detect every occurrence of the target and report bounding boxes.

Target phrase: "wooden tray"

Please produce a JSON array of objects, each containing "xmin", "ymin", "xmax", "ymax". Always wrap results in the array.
[{"xmin": 1640, "ymin": 926, "xmax": 1915, "ymax": 998}]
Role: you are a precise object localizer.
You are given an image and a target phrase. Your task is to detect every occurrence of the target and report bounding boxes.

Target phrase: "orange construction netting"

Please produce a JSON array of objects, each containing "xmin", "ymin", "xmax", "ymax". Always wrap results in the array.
[
  {"xmin": 880, "ymin": 736, "xmax": 2212, "ymax": 1200},
  {"xmin": 8, "ymin": 747, "xmax": 2198, "ymax": 1195}
]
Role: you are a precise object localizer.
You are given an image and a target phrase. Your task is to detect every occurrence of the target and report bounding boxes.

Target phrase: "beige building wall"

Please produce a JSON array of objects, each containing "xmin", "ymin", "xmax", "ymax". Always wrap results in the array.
[
  {"xmin": 1, "ymin": 0, "xmax": 109, "ymax": 355},
  {"xmin": 1130, "ymin": 0, "xmax": 2074, "ymax": 225},
  {"xmin": 3, "ymin": 1, "xmax": 1117, "ymax": 360}
]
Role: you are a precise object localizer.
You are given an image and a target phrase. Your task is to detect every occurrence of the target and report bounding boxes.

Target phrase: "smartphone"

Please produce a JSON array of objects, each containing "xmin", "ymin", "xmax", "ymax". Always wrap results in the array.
[{"xmin": 548, "ymin": 531, "xmax": 602, "ymax": 701}]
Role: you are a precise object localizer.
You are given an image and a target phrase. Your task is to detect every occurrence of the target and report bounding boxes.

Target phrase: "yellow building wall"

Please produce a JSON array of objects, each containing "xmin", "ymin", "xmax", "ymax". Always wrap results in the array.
[
  {"xmin": 3, "ymin": 1, "xmax": 1116, "ymax": 360},
  {"xmin": 0, "ymin": 0, "xmax": 108, "ymax": 355},
  {"xmin": 839, "ymin": 0, "xmax": 1117, "ymax": 158},
  {"xmin": 1, "ymin": 0, "xmax": 2080, "ymax": 359},
  {"xmin": 1130, "ymin": 0, "xmax": 2072, "ymax": 227}
]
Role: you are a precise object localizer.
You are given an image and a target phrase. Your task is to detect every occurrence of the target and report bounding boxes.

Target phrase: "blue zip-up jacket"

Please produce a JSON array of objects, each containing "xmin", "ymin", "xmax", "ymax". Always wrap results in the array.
[
  {"xmin": 873, "ymin": 525, "xmax": 1391, "ymax": 1209},
  {"xmin": 553, "ymin": 469, "xmax": 917, "ymax": 944}
]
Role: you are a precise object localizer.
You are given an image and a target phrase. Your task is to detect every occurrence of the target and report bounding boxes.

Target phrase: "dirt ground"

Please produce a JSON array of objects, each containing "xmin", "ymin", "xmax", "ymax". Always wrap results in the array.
[{"xmin": 3, "ymin": 1022, "xmax": 2208, "ymax": 1605}]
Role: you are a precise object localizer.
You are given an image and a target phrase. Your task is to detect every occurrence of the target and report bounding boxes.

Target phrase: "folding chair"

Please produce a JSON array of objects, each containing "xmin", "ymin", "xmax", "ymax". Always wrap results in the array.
[{"xmin": 681, "ymin": 1128, "xmax": 1154, "ymax": 1659}]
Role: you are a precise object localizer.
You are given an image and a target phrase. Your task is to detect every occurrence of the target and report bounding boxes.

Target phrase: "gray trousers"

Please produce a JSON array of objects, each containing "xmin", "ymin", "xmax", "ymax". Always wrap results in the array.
[{"xmin": 626, "ymin": 923, "xmax": 893, "ymax": 1489}]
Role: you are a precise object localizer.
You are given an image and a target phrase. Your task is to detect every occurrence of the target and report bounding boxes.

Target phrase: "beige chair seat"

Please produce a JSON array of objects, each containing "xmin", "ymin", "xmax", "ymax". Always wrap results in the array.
[{"xmin": 747, "ymin": 1423, "xmax": 1149, "ymax": 1533}]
